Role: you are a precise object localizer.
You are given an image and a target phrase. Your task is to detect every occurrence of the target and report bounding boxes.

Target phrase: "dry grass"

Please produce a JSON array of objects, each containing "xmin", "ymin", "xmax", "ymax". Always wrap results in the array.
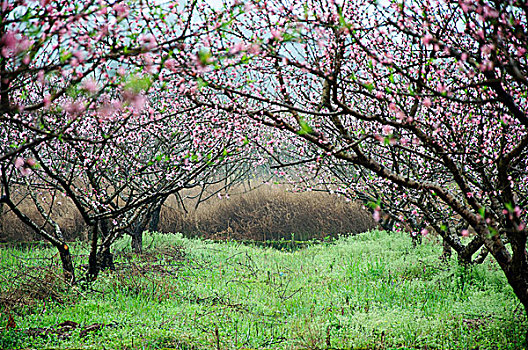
[
  {"xmin": 1, "ymin": 184, "xmax": 377, "ymax": 242},
  {"xmin": 0, "ymin": 264, "xmax": 73, "ymax": 315},
  {"xmin": 0, "ymin": 190, "xmax": 85, "ymax": 242},
  {"xmin": 171, "ymin": 185, "xmax": 377, "ymax": 241}
]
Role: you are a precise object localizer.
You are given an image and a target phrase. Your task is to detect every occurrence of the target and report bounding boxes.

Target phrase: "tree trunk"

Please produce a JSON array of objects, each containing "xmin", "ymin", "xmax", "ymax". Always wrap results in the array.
[
  {"xmin": 97, "ymin": 245, "xmax": 115, "ymax": 270},
  {"xmin": 97, "ymin": 219, "xmax": 115, "ymax": 270},
  {"xmin": 148, "ymin": 203, "xmax": 162, "ymax": 232},
  {"xmin": 131, "ymin": 227, "xmax": 143, "ymax": 254},
  {"xmin": 440, "ymin": 238, "xmax": 452, "ymax": 261},
  {"xmin": 87, "ymin": 223, "xmax": 99, "ymax": 281},
  {"xmin": 57, "ymin": 244, "xmax": 75, "ymax": 284}
]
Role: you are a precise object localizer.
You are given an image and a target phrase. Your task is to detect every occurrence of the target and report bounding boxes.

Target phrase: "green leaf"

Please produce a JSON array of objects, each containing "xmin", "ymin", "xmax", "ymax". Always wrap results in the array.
[
  {"xmin": 364, "ymin": 83, "xmax": 374, "ymax": 92},
  {"xmin": 197, "ymin": 77, "xmax": 208, "ymax": 89},
  {"xmin": 124, "ymin": 75, "xmax": 152, "ymax": 94},
  {"xmin": 298, "ymin": 120, "xmax": 313, "ymax": 135},
  {"xmin": 240, "ymin": 54, "xmax": 250, "ymax": 64},
  {"xmin": 198, "ymin": 49, "xmax": 213, "ymax": 66},
  {"xmin": 60, "ymin": 51, "xmax": 72, "ymax": 63}
]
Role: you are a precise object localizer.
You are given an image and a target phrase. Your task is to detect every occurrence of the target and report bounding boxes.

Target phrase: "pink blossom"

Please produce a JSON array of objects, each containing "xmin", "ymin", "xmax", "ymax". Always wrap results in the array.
[
  {"xmin": 423, "ymin": 98, "xmax": 432, "ymax": 108},
  {"xmin": 63, "ymin": 101, "xmax": 85, "ymax": 119},
  {"xmin": 113, "ymin": 3, "xmax": 129, "ymax": 19},
  {"xmin": 165, "ymin": 58, "xmax": 177, "ymax": 71},
  {"xmin": 382, "ymin": 125, "xmax": 393, "ymax": 135},
  {"xmin": 124, "ymin": 90, "xmax": 147, "ymax": 113},
  {"xmin": 461, "ymin": 229, "xmax": 469, "ymax": 237},
  {"xmin": 19, "ymin": 167, "xmax": 32, "ymax": 176},
  {"xmin": 271, "ymin": 29, "xmax": 283, "ymax": 41},
  {"xmin": 247, "ymin": 43, "xmax": 261, "ymax": 54},
  {"xmin": 14, "ymin": 157, "xmax": 24, "ymax": 169},
  {"xmin": 422, "ymin": 33, "xmax": 433, "ymax": 45},
  {"xmin": 420, "ymin": 228, "xmax": 428, "ymax": 236},
  {"xmin": 14, "ymin": 157, "xmax": 34, "ymax": 176},
  {"xmin": 82, "ymin": 78, "xmax": 98, "ymax": 94},
  {"xmin": 229, "ymin": 42, "xmax": 245, "ymax": 55},
  {"xmin": 1, "ymin": 31, "xmax": 31, "ymax": 58},
  {"xmin": 1, "ymin": 31, "xmax": 17, "ymax": 52},
  {"xmin": 43, "ymin": 95, "xmax": 51, "ymax": 108},
  {"xmin": 139, "ymin": 34, "xmax": 157, "ymax": 50}
]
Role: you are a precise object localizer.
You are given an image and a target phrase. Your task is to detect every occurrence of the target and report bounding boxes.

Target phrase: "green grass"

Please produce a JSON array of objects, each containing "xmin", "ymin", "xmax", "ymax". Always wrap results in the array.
[{"xmin": 0, "ymin": 230, "xmax": 525, "ymax": 349}]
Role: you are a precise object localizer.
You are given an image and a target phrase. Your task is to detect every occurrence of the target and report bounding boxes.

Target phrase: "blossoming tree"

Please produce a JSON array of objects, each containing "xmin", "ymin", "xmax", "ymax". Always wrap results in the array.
[
  {"xmin": 0, "ymin": 0, "xmax": 248, "ymax": 282},
  {"xmin": 180, "ymin": 0, "xmax": 528, "ymax": 325}
]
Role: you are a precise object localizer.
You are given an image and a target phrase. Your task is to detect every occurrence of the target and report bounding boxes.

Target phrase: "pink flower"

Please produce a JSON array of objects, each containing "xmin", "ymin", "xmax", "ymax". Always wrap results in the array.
[
  {"xmin": 19, "ymin": 167, "xmax": 32, "ymax": 176},
  {"xmin": 43, "ymin": 95, "xmax": 51, "ymax": 108},
  {"xmin": 113, "ymin": 3, "xmax": 129, "ymax": 19},
  {"xmin": 420, "ymin": 228, "xmax": 428, "ymax": 236},
  {"xmin": 422, "ymin": 33, "xmax": 433, "ymax": 45},
  {"xmin": 271, "ymin": 29, "xmax": 283, "ymax": 41},
  {"xmin": 229, "ymin": 42, "xmax": 245, "ymax": 55},
  {"xmin": 123, "ymin": 90, "xmax": 146, "ymax": 113},
  {"xmin": 382, "ymin": 125, "xmax": 393, "ymax": 135},
  {"xmin": 247, "ymin": 43, "xmax": 261, "ymax": 54},
  {"xmin": 14, "ymin": 157, "xmax": 34, "ymax": 176},
  {"xmin": 63, "ymin": 101, "xmax": 85, "ymax": 119},
  {"xmin": 82, "ymin": 78, "xmax": 98, "ymax": 94},
  {"xmin": 25, "ymin": 158, "xmax": 36, "ymax": 167},
  {"xmin": 1, "ymin": 31, "xmax": 31, "ymax": 58},
  {"xmin": 139, "ymin": 34, "xmax": 157, "ymax": 50},
  {"xmin": 14, "ymin": 157, "xmax": 24, "ymax": 169},
  {"xmin": 461, "ymin": 229, "xmax": 469, "ymax": 237},
  {"xmin": 164, "ymin": 58, "xmax": 177, "ymax": 71},
  {"xmin": 373, "ymin": 210, "xmax": 381, "ymax": 222},
  {"xmin": 423, "ymin": 98, "xmax": 432, "ymax": 108}
]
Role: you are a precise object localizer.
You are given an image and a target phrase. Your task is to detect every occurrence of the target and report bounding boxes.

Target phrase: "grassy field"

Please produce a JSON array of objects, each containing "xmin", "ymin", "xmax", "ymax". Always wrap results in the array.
[{"xmin": 0, "ymin": 230, "xmax": 525, "ymax": 349}]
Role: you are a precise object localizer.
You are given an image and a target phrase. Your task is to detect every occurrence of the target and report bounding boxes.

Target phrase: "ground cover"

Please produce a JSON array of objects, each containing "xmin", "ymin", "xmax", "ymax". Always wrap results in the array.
[{"xmin": 0, "ymin": 231, "xmax": 525, "ymax": 349}]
